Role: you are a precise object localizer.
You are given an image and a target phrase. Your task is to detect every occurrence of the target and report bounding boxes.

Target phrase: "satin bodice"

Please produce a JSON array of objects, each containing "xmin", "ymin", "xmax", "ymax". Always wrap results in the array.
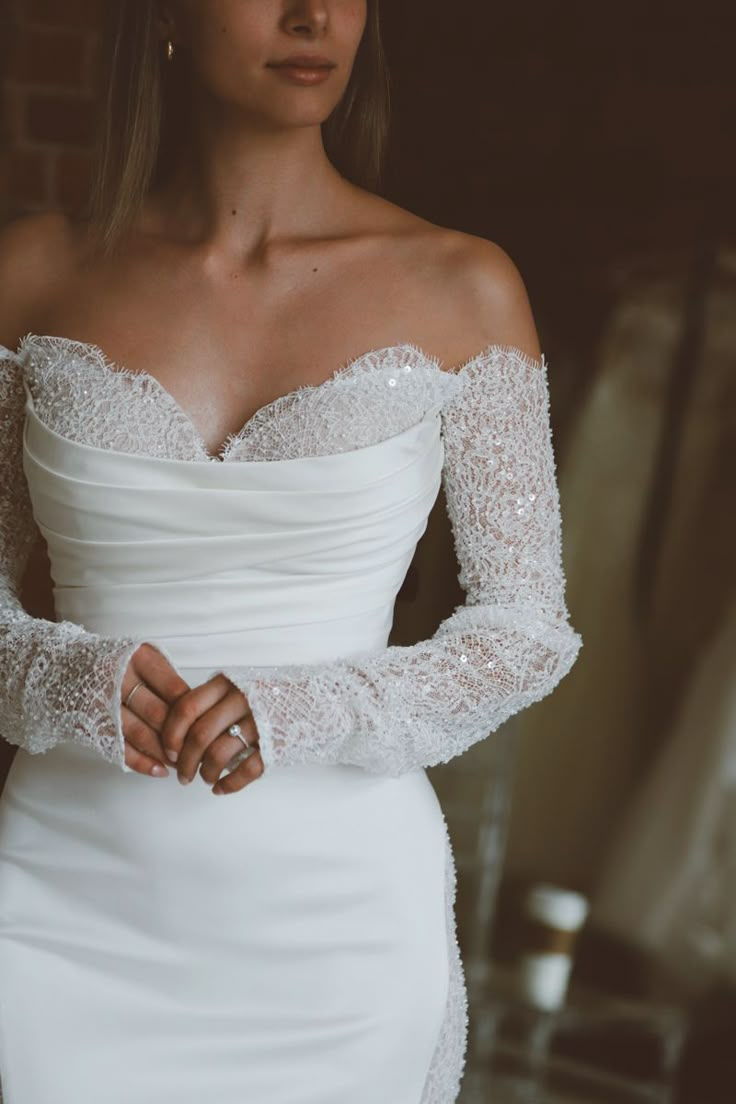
[{"xmin": 21, "ymin": 384, "xmax": 444, "ymax": 670}]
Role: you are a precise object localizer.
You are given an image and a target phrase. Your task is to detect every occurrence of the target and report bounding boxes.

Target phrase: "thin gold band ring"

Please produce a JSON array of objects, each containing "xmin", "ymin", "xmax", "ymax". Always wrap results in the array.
[{"xmin": 123, "ymin": 680, "xmax": 145, "ymax": 709}]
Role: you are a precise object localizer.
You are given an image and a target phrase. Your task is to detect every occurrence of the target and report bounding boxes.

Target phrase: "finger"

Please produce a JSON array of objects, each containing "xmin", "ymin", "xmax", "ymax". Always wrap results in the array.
[
  {"xmin": 120, "ymin": 659, "xmax": 184, "ymax": 730},
  {"xmin": 131, "ymin": 642, "xmax": 191, "ymax": 705},
  {"xmin": 212, "ymin": 750, "xmax": 264, "ymax": 795},
  {"xmin": 120, "ymin": 679, "xmax": 179, "ymax": 766},
  {"xmin": 199, "ymin": 716, "xmax": 259, "ymax": 785},
  {"xmin": 120, "ymin": 669, "xmax": 149, "ymax": 709},
  {"xmin": 122, "ymin": 684, "xmax": 170, "ymax": 735},
  {"xmin": 122, "ymin": 706, "xmax": 170, "ymax": 768},
  {"xmin": 176, "ymin": 686, "xmax": 249, "ymax": 784},
  {"xmin": 161, "ymin": 678, "xmax": 229, "ymax": 778},
  {"xmin": 124, "ymin": 743, "xmax": 170, "ymax": 778}
]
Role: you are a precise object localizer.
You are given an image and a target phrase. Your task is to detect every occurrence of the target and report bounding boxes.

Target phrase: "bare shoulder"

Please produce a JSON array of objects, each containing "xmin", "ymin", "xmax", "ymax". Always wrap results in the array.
[
  {"xmin": 0, "ymin": 211, "xmax": 79, "ymax": 347},
  {"xmin": 359, "ymin": 189, "xmax": 546, "ymax": 374},
  {"xmin": 427, "ymin": 227, "xmax": 544, "ymax": 369},
  {"xmin": 364, "ymin": 193, "xmax": 544, "ymax": 369}
]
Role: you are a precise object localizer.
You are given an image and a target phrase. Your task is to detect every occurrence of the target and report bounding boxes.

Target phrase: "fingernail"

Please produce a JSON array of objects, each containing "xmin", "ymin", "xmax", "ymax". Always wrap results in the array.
[
  {"xmin": 212, "ymin": 785, "xmax": 223, "ymax": 795},
  {"xmin": 167, "ymin": 750, "xmax": 178, "ymax": 763},
  {"xmin": 178, "ymin": 774, "xmax": 191, "ymax": 785},
  {"xmin": 151, "ymin": 764, "xmax": 169, "ymax": 777}
]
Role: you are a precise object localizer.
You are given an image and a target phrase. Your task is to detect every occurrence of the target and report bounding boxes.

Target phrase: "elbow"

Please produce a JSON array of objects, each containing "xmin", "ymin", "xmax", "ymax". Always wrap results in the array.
[
  {"xmin": 536, "ymin": 620, "xmax": 583, "ymax": 687},
  {"xmin": 511, "ymin": 614, "xmax": 583, "ymax": 694},
  {"xmin": 440, "ymin": 602, "xmax": 584, "ymax": 711}
]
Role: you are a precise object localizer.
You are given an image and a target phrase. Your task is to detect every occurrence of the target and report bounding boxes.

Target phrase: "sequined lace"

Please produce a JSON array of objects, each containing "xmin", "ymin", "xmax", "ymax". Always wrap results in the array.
[
  {"xmin": 0, "ymin": 335, "xmax": 583, "ymax": 1104},
  {"xmin": 17, "ymin": 333, "xmax": 460, "ymax": 463}
]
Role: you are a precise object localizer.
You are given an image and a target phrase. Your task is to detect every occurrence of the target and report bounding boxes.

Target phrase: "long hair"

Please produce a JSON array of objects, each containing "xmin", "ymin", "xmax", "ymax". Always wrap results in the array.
[{"xmin": 84, "ymin": 2, "xmax": 391, "ymax": 258}]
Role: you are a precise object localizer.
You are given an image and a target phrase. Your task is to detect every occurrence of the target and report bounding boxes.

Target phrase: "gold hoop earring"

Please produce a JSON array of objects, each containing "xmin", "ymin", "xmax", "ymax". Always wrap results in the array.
[{"xmin": 166, "ymin": 39, "xmax": 175, "ymax": 62}]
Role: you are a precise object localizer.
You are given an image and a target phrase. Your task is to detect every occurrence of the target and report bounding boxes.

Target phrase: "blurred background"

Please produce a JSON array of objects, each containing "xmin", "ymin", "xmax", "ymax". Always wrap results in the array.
[{"xmin": 1, "ymin": 1, "xmax": 734, "ymax": 1101}]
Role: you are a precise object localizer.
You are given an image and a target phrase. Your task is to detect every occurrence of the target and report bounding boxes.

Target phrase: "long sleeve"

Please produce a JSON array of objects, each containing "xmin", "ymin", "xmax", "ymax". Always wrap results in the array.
[
  {"xmin": 0, "ymin": 343, "xmax": 165, "ymax": 768},
  {"xmin": 217, "ymin": 344, "xmax": 584, "ymax": 777}
]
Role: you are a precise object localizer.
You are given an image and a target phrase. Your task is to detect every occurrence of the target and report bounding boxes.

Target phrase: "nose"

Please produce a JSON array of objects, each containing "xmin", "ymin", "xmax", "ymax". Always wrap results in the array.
[{"xmin": 283, "ymin": 0, "xmax": 329, "ymax": 35}]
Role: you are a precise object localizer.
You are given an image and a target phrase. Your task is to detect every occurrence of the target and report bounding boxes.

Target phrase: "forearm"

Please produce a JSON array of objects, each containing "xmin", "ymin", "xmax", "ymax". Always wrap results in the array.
[
  {"xmin": 0, "ymin": 584, "xmax": 151, "ymax": 766},
  {"xmin": 218, "ymin": 602, "xmax": 582, "ymax": 776}
]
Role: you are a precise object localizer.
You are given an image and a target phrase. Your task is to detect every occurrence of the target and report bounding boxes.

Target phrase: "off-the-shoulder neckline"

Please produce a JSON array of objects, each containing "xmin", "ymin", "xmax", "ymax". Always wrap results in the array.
[{"xmin": 14, "ymin": 332, "xmax": 546, "ymax": 464}]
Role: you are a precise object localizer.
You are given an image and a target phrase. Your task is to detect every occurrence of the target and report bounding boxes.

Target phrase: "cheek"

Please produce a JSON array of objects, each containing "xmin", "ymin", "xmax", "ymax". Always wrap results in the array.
[
  {"xmin": 189, "ymin": 43, "xmax": 270, "ymax": 106},
  {"xmin": 343, "ymin": 0, "xmax": 368, "ymax": 39},
  {"xmin": 341, "ymin": 2, "xmax": 369, "ymax": 67},
  {"xmin": 183, "ymin": 2, "xmax": 271, "ymax": 93}
]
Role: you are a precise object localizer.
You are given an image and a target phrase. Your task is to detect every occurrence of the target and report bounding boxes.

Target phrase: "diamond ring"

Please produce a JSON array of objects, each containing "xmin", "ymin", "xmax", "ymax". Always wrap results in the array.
[{"xmin": 227, "ymin": 722, "xmax": 250, "ymax": 748}]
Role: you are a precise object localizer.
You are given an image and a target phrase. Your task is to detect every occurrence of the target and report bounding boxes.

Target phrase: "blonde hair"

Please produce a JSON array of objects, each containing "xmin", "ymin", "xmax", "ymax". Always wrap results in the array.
[{"xmin": 84, "ymin": 1, "xmax": 391, "ymax": 257}]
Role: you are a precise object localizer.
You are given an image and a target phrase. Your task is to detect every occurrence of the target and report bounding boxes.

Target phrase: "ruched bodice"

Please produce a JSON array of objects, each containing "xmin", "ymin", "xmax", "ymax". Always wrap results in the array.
[{"xmin": 22, "ymin": 384, "xmax": 444, "ymax": 669}]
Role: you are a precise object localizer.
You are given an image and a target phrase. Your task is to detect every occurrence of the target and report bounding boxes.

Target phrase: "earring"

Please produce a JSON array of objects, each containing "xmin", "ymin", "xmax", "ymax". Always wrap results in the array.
[{"xmin": 166, "ymin": 39, "xmax": 175, "ymax": 62}]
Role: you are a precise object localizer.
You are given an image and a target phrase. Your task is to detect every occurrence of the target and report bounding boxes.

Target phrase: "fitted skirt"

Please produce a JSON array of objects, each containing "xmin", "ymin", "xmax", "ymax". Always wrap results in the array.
[{"xmin": 0, "ymin": 671, "xmax": 451, "ymax": 1104}]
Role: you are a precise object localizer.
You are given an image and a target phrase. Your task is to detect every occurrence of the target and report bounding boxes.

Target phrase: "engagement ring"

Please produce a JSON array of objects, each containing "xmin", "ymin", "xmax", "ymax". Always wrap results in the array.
[{"xmin": 227, "ymin": 722, "xmax": 250, "ymax": 747}]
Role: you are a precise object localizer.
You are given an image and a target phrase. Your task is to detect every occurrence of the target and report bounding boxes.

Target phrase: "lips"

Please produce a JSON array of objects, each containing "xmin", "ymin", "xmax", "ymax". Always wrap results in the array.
[{"xmin": 269, "ymin": 56, "xmax": 335, "ymax": 69}]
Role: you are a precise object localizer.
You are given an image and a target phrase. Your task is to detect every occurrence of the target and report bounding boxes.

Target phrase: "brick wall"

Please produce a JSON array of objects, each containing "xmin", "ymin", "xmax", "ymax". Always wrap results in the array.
[{"xmin": 0, "ymin": 0, "xmax": 102, "ymax": 219}]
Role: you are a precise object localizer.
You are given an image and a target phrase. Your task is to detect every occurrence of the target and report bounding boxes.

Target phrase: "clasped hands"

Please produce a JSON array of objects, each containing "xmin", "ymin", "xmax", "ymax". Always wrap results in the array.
[{"xmin": 120, "ymin": 643, "xmax": 264, "ymax": 795}]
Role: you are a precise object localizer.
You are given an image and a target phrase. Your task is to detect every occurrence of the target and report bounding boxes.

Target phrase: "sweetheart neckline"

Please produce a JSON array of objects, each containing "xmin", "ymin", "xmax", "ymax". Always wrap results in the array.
[{"xmin": 16, "ymin": 332, "xmax": 545, "ymax": 464}]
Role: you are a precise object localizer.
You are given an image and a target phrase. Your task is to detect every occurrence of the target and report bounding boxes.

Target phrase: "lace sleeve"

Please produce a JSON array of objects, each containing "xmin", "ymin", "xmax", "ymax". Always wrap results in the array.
[
  {"xmin": 217, "ymin": 344, "xmax": 584, "ymax": 777},
  {"xmin": 0, "ymin": 343, "xmax": 161, "ymax": 769}
]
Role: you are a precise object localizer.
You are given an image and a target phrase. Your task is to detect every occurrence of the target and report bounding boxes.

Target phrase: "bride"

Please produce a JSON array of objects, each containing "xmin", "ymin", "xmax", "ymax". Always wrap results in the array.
[{"xmin": 0, "ymin": 2, "xmax": 583, "ymax": 1101}]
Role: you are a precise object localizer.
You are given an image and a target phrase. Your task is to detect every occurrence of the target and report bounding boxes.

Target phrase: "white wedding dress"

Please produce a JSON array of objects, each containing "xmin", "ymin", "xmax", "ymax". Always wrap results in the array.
[{"xmin": 0, "ymin": 334, "xmax": 582, "ymax": 1104}]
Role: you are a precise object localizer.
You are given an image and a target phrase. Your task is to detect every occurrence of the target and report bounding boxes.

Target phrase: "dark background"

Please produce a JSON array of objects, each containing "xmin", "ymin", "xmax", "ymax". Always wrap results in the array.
[{"xmin": 382, "ymin": 0, "xmax": 734, "ymax": 349}]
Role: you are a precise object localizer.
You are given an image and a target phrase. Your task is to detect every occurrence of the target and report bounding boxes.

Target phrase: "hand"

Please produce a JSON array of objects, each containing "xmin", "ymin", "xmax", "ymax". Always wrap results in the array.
[
  {"xmin": 159, "ymin": 673, "xmax": 264, "ymax": 795},
  {"xmin": 120, "ymin": 643, "xmax": 192, "ymax": 777}
]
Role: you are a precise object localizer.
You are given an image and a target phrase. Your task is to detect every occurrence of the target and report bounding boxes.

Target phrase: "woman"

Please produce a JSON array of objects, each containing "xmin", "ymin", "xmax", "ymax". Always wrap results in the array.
[{"xmin": 0, "ymin": 2, "xmax": 583, "ymax": 1101}]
